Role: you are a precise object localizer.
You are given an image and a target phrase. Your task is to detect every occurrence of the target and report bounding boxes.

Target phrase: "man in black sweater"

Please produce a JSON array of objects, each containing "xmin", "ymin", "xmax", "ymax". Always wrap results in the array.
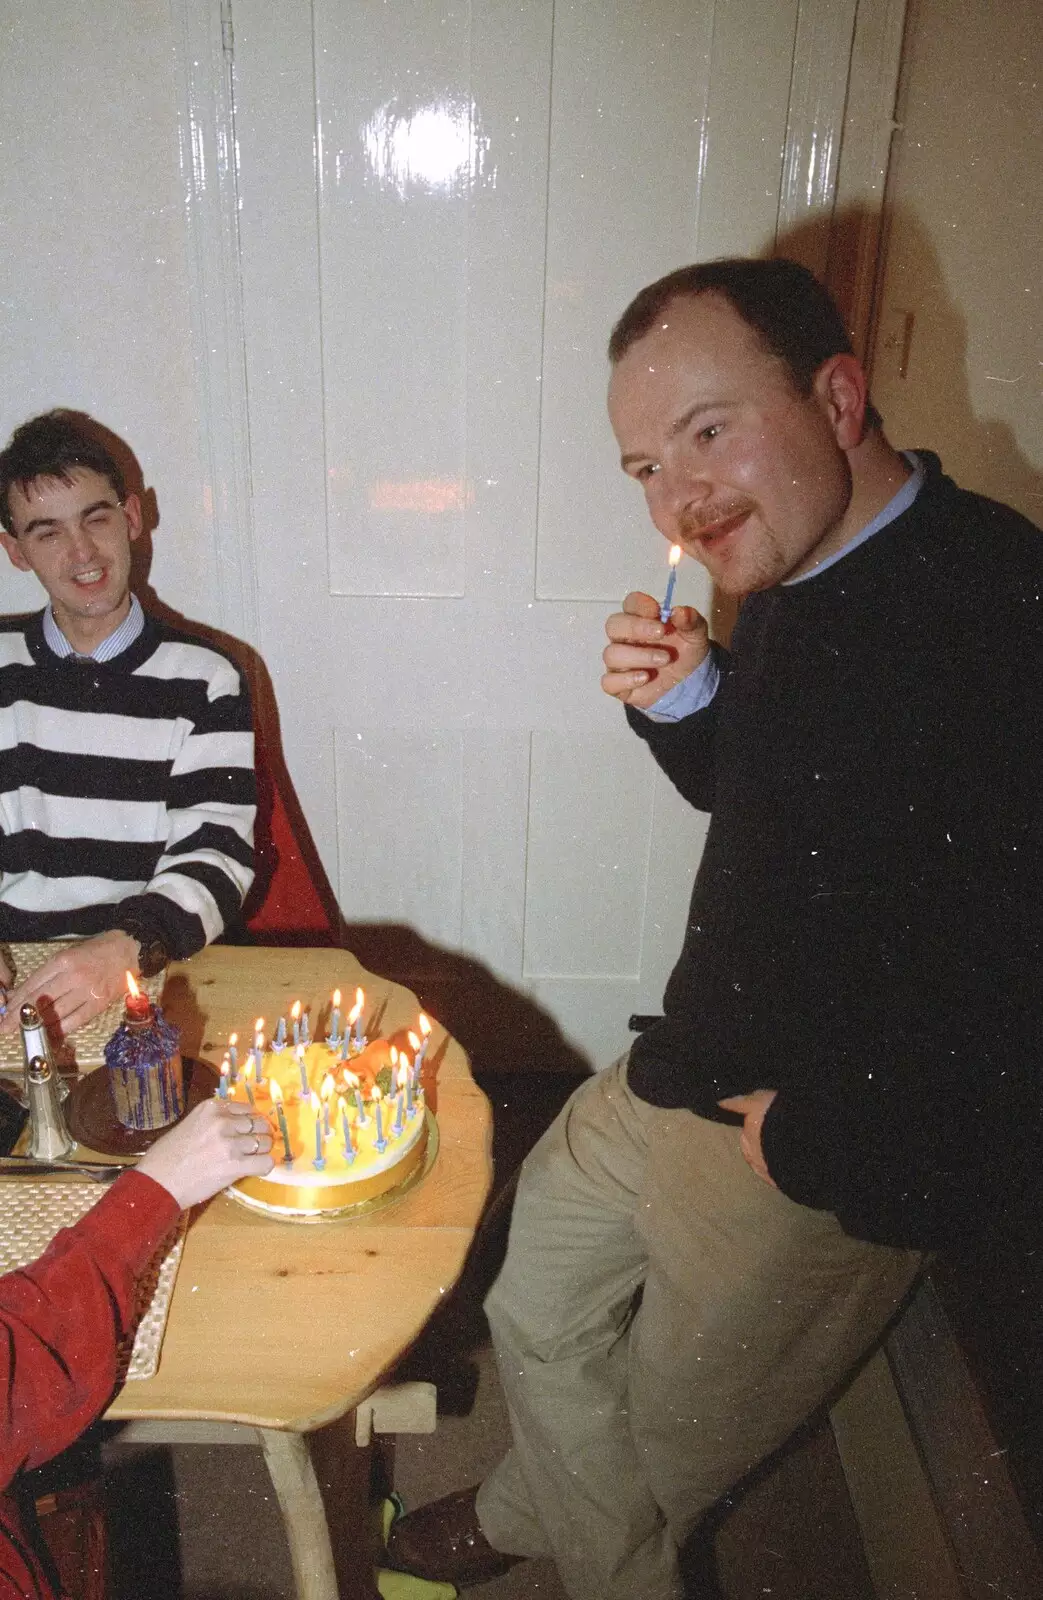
[{"xmin": 388, "ymin": 261, "xmax": 1043, "ymax": 1598}]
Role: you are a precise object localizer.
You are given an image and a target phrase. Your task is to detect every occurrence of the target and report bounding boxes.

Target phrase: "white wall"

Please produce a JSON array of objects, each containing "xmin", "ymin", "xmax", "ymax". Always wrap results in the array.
[
  {"xmin": 871, "ymin": 0, "xmax": 1043, "ymax": 523},
  {"xmin": 0, "ymin": 0, "xmax": 216, "ymax": 622}
]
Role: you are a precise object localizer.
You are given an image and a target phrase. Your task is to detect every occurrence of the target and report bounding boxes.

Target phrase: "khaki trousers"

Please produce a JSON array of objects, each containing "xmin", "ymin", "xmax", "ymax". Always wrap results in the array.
[{"xmin": 476, "ymin": 1059, "xmax": 923, "ymax": 1600}]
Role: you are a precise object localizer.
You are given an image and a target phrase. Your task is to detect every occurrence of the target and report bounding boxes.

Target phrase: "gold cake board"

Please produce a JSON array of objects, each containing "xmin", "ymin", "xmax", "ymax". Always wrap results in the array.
[{"xmin": 226, "ymin": 1109, "xmax": 438, "ymax": 1224}]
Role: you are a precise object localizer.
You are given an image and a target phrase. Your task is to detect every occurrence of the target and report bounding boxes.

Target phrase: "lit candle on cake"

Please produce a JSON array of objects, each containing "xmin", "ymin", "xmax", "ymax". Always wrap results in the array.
[
  {"xmin": 373, "ymin": 1085, "xmax": 386, "ymax": 1152},
  {"xmin": 321, "ymin": 1073, "xmax": 335, "ymax": 1136},
  {"xmin": 296, "ymin": 1043, "xmax": 310, "ymax": 1099},
  {"xmin": 353, "ymin": 988, "xmax": 365, "ymax": 1051},
  {"xmin": 341, "ymin": 1104, "xmax": 355, "ymax": 1164},
  {"xmin": 390, "ymin": 1049, "xmax": 403, "ymax": 1135},
  {"xmin": 344, "ymin": 1069, "xmax": 367, "ymax": 1124},
  {"xmin": 228, "ymin": 1033, "xmax": 238, "ymax": 1079},
  {"xmin": 273, "ymin": 1014, "xmax": 287, "ymax": 1051},
  {"xmin": 269, "ymin": 1079, "xmax": 293, "ymax": 1164},
  {"xmin": 402, "ymin": 1053, "xmax": 415, "ymax": 1116},
  {"xmin": 313, "ymin": 1101, "xmax": 325, "ymax": 1169},
  {"xmin": 393, "ymin": 1060, "xmax": 409, "ymax": 1135},
  {"xmin": 243, "ymin": 1059, "xmax": 256, "ymax": 1108},
  {"xmin": 291, "ymin": 1000, "xmax": 301, "ymax": 1047},
  {"xmin": 252, "ymin": 1020, "xmax": 265, "ymax": 1084},
  {"xmin": 660, "ymin": 543, "xmax": 682, "ymax": 623},
  {"xmin": 414, "ymin": 1014, "xmax": 432, "ymax": 1086},
  {"xmin": 328, "ymin": 989, "xmax": 342, "ymax": 1046},
  {"xmin": 218, "ymin": 1058, "xmax": 230, "ymax": 1099}
]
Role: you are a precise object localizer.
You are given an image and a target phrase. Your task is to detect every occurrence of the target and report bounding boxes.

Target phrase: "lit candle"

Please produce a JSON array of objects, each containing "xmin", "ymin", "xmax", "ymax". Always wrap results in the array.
[
  {"xmin": 124, "ymin": 971, "xmax": 151, "ymax": 1023},
  {"xmin": 269, "ymin": 1079, "xmax": 293, "ymax": 1163},
  {"xmin": 344, "ymin": 1070, "xmax": 367, "ymax": 1124},
  {"xmin": 313, "ymin": 1102, "xmax": 325, "ymax": 1169},
  {"xmin": 328, "ymin": 988, "xmax": 342, "ymax": 1046},
  {"xmin": 273, "ymin": 1015, "xmax": 287, "ymax": 1051},
  {"xmin": 243, "ymin": 1059, "xmax": 256, "ymax": 1109},
  {"xmin": 402, "ymin": 1052, "xmax": 415, "ymax": 1116},
  {"xmin": 291, "ymin": 1000, "xmax": 301, "ymax": 1047},
  {"xmin": 414, "ymin": 1014, "xmax": 432, "ymax": 1087},
  {"xmin": 296, "ymin": 1043, "xmax": 310, "ymax": 1100},
  {"xmin": 373, "ymin": 1086, "xmax": 386, "ymax": 1152},
  {"xmin": 353, "ymin": 987, "xmax": 365, "ymax": 1050},
  {"xmin": 408, "ymin": 1031, "xmax": 422, "ymax": 1091},
  {"xmin": 393, "ymin": 1060, "xmax": 409, "ymax": 1135},
  {"xmin": 228, "ymin": 1033, "xmax": 238, "ymax": 1080},
  {"xmin": 321, "ymin": 1073, "xmax": 335, "ymax": 1136},
  {"xmin": 218, "ymin": 1058, "xmax": 230, "ymax": 1099},
  {"xmin": 660, "ymin": 543, "xmax": 682, "ymax": 623},
  {"xmin": 341, "ymin": 1104, "xmax": 355, "ymax": 1163},
  {"xmin": 253, "ymin": 1020, "xmax": 265, "ymax": 1084}
]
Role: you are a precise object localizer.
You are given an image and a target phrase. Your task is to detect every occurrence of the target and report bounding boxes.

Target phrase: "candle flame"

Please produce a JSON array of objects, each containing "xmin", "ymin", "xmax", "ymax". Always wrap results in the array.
[
  {"xmin": 419, "ymin": 1013, "xmax": 432, "ymax": 1038},
  {"xmin": 332, "ymin": 988, "xmax": 341, "ymax": 1007},
  {"xmin": 344, "ymin": 1070, "xmax": 359, "ymax": 1090},
  {"xmin": 126, "ymin": 971, "xmax": 140, "ymax": 998},
  {"xmin": 269, "ymin": 1078, "xmax": 283, "ymax": 1103},
  {"xmin": 372, "ymin": 1085, "xmax": 382, "ymax": 1102},
  {"xmin": 390, "ymin": 1046, "xmax": 398, "ymax": 1067},
  {"xmin": 408, "ymin": 1030, "xmax": 421, "ymax": 1052},
  {"xmin": 291, "ymin": 1000, "xmax": 301, "ymax": 1021},
  {"xmin": 243, "ymin": 1059, "xmax": 254, "ymax": 1082},
  {"xmin": 229, "ymin": 1032, "xmax": 237, "ymax": 1048},
  {"xmin": 347, "ymin": 999, "xmax": 362, "ymax": 1025},
  {"xmin": 397, "ymin": 1062, "xmax": 409, "ymax": 1089},
  {"xmin": 254, "ymin": 1017, "xmax": 264, "ymax": 1034},
  {"xmin": 355, "ymin": 986, "xmax": 364, "ymax": 1008},
  {"xmin": 220, "ymin": 1057, "xmax": 230, "ymax": 1078},
  {"xmin": 321, "ymin": 1073, "xmax": 335, "ymax": 1102},
  {"xmin": 254, "ymin": 1031, "xmax": 264, "ymax": 1051},
  {"xmin": 668, "ymin": 543, "xmax": 682, "ymax": 568}
]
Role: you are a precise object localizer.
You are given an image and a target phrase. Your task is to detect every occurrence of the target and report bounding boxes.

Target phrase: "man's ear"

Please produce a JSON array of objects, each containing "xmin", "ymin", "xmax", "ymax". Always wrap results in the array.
[
  {"xmin": 124, "ymin": 492, "xmax": 144, "ymax": 544},
  {"xmin": 0, "ymin": 530, "xmax": 32, "ymax": 573},
  {"xmin": 814, "ymin": 354, "xmax": 869, "ymax": 451}
]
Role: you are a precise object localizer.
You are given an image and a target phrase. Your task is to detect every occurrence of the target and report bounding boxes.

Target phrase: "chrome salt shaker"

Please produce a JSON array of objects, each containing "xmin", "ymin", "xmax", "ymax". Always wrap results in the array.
[
  {"xmin": 26, "ymin": 1055, "xmax": 76, "ymax": 1161},
  {"xmin": 19, "ymin": 1001, "xmax": 69, "ymax": 1103}
]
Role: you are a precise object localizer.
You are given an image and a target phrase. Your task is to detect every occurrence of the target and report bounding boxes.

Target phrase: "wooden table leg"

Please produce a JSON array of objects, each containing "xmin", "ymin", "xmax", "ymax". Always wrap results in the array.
[
  {"xmin": 260, "ymin": 1419, "xmax": 381, "ymax": 1600},
  {"xmin": 259, "ymin": 1428, "xmax": 340, "ymax": 1600}
]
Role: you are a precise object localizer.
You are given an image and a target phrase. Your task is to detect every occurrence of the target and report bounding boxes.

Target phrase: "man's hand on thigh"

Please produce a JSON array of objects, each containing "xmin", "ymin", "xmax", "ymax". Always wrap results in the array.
[{"xmin": 717, "ymin": 1089, "xmax": 778, "ymax": 1187}]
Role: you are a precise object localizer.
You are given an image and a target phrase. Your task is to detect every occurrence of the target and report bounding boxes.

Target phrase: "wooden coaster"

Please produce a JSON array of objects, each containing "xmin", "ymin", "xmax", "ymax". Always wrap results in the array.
[{"xmin": 65, "ymin": 1059, "xmax": 219, "ymax": 1156}]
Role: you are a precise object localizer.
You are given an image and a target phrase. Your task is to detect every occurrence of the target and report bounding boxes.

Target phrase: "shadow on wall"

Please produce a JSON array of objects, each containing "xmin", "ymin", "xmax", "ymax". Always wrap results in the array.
[{"xmin": 706, "ymin": 203, "xmax": 1043, "ymax": 649}]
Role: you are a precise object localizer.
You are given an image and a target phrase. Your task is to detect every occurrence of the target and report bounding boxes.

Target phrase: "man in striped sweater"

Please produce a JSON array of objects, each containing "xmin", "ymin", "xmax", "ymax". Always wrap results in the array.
[{"xmin": 0, "ymin": 411, "xmax": 255, "ymax": 1035}]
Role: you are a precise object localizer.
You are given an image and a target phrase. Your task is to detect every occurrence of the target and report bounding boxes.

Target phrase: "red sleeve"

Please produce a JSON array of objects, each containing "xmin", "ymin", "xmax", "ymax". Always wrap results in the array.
[{"xmin": 0, "ymin": 1171, "xmax": 180, "ymax": 1488}]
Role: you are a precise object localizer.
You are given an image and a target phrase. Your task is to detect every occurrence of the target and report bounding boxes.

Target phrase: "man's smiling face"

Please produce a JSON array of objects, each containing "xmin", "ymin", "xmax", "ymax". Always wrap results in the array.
[
  {"xmin": 608, "ymin": 291, "xmax": 856, "ymax": 594},
  {"xmin": 1, "ymin": 467, "xmax": 141, "ymax": 651}
]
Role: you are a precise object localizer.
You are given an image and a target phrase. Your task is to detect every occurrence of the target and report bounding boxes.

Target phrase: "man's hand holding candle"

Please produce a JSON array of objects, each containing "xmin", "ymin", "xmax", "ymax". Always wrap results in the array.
[{"xmin": 601, "ymin": 590, "xmax": 710, "ymax": 710}]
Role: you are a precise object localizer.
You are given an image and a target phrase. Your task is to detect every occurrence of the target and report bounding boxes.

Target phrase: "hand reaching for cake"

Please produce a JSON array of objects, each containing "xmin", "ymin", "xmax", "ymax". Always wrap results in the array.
[
  {"xmin": 601, "ymin": 590, "xmax": 709, "ymax": 709},
  {"xmin": 137, "ymin": 1098, "xmax": 274, "ymax": 1209}
]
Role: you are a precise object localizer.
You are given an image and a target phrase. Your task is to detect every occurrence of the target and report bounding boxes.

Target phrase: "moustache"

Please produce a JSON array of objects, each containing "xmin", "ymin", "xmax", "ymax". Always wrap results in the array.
[{"xmin": 678, "ymin": 498, "xmax": 755, "ymax": 538}]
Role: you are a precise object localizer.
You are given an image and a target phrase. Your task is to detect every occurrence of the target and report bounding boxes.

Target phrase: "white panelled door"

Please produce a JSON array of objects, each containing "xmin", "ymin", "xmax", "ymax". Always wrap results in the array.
[{"xmin": 210, "ymin": 0, "xmax": 864, "ymax": 1069}]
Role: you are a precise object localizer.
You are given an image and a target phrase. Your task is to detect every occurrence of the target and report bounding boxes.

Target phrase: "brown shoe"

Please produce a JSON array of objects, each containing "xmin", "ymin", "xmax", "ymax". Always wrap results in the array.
[{"xmin": 384, "ymin": 1485, "xmax": 525, "ymax": 1588}]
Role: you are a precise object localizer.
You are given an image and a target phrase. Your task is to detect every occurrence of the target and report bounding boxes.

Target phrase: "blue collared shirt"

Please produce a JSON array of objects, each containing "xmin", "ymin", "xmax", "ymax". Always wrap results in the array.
[
  {"xmin": 42, "ymin": 592, "xmax": 145, "ymax": 663},
  {"xmin": 644, "ymin": 454, "xmax": 925, "ymax": 722}
]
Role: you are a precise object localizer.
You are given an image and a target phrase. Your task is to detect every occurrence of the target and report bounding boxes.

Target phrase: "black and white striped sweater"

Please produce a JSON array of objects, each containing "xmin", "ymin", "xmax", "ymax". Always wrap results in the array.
[{"xmin": 0, "ymin": 611, "xmax": 255, "ymax": 959}]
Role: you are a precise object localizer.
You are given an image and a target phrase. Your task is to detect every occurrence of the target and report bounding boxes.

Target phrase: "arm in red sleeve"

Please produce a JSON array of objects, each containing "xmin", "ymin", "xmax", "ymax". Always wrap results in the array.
[{"xmin": 0, "ymin": 1170, "xmax": 180, "ymax": 1489}]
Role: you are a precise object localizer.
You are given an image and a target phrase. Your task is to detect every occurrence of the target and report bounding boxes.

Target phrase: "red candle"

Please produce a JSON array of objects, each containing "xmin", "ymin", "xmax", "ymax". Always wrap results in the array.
[{"xmin": 124, "ymin": 971, "xmax": 151, "ymax": 1023}]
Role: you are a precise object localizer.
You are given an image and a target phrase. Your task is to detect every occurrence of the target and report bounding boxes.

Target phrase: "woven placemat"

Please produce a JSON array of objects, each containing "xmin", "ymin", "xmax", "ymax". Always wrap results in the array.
[
  {"xmin": 0, "ymin": 941, "xmax": 165, "ymax": 1073},
  {"xmin": 0, "ymin": 1179, "xmax": 185, "ymax": 1381}
]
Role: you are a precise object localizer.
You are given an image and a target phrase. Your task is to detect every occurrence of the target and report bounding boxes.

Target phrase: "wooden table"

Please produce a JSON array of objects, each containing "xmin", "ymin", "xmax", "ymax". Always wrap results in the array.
[{"xmin": 101, "ymin": 946, "xmax": 493, "ymax": 1599}]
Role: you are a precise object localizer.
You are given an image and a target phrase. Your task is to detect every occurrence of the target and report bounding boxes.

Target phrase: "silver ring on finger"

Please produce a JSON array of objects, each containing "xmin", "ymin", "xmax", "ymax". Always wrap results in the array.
[{"xmin": 250, "ymin": 1135, "xmax": 260, "ymax": 1155}]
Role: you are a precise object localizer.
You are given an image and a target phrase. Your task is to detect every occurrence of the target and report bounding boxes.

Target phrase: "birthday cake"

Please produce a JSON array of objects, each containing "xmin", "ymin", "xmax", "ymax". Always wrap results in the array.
[{"xmin": 220, "ymin": 996, "xmax": 432, "ymax": 1218}]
